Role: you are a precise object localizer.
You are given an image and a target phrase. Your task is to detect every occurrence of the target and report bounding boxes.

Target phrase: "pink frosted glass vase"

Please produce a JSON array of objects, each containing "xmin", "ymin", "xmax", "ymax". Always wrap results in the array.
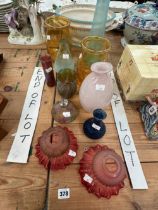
[{"xmin": 79, "ymin": 62, "xmax": 113, "ymax": 112}]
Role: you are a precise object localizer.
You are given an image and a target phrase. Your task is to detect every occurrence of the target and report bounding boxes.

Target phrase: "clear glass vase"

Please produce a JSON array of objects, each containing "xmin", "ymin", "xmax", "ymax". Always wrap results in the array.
[
  {"xmin": 52, "ymin": 39, "xmax": 78, "ymax": 123},
  {"xmin": 77, "ymin": 36, "xmax": 111, "ymax": 89}
]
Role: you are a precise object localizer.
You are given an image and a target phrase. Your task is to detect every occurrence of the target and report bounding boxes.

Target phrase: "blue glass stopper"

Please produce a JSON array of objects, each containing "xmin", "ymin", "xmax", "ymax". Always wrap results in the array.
[{"xmin": 83, "ymin": 109, "xmax": 107, "ymax": 139}]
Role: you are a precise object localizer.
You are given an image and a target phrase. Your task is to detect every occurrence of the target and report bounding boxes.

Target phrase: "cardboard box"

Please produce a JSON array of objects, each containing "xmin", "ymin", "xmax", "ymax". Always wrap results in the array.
[{"xmin": 117, "ymin": 45, "xmax": 158, "ymax": 101}]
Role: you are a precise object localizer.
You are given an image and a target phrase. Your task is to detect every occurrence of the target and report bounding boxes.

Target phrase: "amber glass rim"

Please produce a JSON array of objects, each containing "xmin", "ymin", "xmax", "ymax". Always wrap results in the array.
[
  {"xmin": 81, "ymin": 36, "xmax": 111, "ymax": 54},
  {"xmin": 44, "ymin": 15, "xmax": 70, "ymax": 29}
]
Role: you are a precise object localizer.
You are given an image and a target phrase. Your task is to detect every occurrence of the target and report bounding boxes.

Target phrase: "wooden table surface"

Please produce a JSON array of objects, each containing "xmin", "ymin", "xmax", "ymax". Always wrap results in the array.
[{"xmin": 0, "ymin": 32, "xmax": 158, "ymax": 210}]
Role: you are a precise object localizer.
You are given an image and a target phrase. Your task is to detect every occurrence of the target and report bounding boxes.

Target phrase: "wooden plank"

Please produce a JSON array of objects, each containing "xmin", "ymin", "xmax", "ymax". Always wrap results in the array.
[
  {"xmin": 0, "ymin": 90, "xmax": 54, "ymax": 120},
  {"xmin": 1, "ymin": 119, "xmax": 157, "ymax": 163},
  {"xmin": 52, "ymin": 106, "xmax": 141, "ymax": 124},
  {"xmin": 0, "ymin": 118, "xmax": 52, "ymax": 161},
  {"xmin": 54, "ymin": 93, "xmax": 142, "ymax": 124},
  {"xmin": 48, "ymin": 163, "xmax": 158, "ymax": 210},
  {"xmin": 0, "ymin": 53, "xmax": 3, "ymax": 62},
  {"xmin": 0, "ymin": 49, "xmax": 42, "ymax": 63},
  {"xmin": 0, "ymin": 94, "xmax": 8, "ymax": 114},
  {"xmin": 0, "ymin": 127, "xmax": 7, "ymax": 140},
  {"xmin": 0, "ymin": 45, "xmax": 55, "ymax": 209},
  {"xmin": 48, "ymin": 31, "xmax": 158, "ymax": 210},
  {"xmin": 55, "ymin": 93, "xmax": 141, "ymax": 111},
  {"xmin": 0, "ymin": 118, "xmax": 51, "ymax": 137},
  {"xmin": 0, "ymin": 121, "xmax": 49, "ymax": 210},
  {"xmin": 69, "ymin": 141, "xmax": 158, "ymax": 163},
  {"xmin": 0, "ymin": 96, "xmax": 54, "ymax": 210},
  {"xmin": 1, "ymin": 31, "xmax": 158, "ymax": 210},
  {"xmin": 0, "ymin": 49, "xmax": 40, "ymax": 92},
  {"xmin": 0, "ymin": 114, "xmax": 52, "ymax": 210},
  {"xmin": 0, "ymin": 32, "xmax": 121, "ymax": 51},
  {"xmin": 0, "ymin": 94, "xmax": 8, "ymax": 140}
]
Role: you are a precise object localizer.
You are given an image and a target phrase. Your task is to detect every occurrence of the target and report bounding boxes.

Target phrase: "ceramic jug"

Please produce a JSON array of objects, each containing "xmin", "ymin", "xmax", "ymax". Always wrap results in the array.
[{"xmin": 79, "ymin": 62, "xmax": 113, "ymax": 112}]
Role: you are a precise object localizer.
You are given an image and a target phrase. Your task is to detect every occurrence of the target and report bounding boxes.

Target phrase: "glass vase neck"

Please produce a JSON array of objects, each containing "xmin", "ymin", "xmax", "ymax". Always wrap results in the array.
[
  {"xmin": 91, "ymin": 62, "xmax": 113, "ymax": 74},
  {"xmin": 90, "ymin": 0, "xmax": 110, "ymax": 37},
  {"xmin": 82, "ymin": 36, "xmax": 111, "ymax": 54},
  {"xmin": 44, "ymin": 16, "xmax": 70, "ymax": 30},
  {"xmin": 58, "ymin": 39, "xmax": 71, "ymax": 54},
  {"xmin": 54, "ymin": 39, "xmax": 75, "ymax": 73},
  {"xmin": 93, "ymin": 109, "xmax": 107, "ymax": 121}
]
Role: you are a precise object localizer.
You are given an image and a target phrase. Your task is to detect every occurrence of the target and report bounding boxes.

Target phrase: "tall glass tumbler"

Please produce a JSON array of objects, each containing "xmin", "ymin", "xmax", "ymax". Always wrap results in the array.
[
  {"xmin": 44, "ymin": 16, "xmax": 71, "ymax": 61},
  {"xmin": 77, "ymin": 36, "xmax": 111, "ymax": 89}
]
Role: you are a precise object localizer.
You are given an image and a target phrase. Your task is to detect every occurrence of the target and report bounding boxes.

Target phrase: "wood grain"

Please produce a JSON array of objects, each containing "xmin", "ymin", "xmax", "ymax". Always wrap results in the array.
[
  {"xmin": 48, "ymin": 163, "xmax": 158, "ymax": 210},
  {"xmin": 0, "ymin": 94, "xmax": 8, "ymax": 139},
  {"xmin": 48, "ymin": 31, "xmax": 158, "ymax": 210},
  {"xmin": 0, "ymin": 94, "xmax": 8, "ymax": 114},
  {"xmin": 0, "ymin": 127, "xmax": 7, "ymax": 140},
  {"xmin": 1, "ymin": 31, "xmax": 158, "ymax": 210},
  {"xmin": 0, "ymin": 43, "xmax": 55, "ymax": 209}
]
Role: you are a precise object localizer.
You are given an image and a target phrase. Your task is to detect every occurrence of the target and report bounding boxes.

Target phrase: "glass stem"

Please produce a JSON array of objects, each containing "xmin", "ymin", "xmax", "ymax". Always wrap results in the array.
[{"xmin": 60, "ymin": 98, "xmax": 69, "ymax": 107}]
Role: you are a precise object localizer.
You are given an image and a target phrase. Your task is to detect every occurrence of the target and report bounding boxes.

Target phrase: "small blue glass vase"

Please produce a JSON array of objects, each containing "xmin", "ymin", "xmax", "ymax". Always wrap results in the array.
[{"xmin": 83, "ymin": 109, "xmax": 107, "ymax": 139}]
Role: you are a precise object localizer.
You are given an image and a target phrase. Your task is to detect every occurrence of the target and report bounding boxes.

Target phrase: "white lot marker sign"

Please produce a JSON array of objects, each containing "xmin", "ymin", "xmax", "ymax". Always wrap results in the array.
[
  {"xmin": 111, "ymin": 72, "xmax": 148, "ymax": 189},
  {"xmin": 7, "ymin": 67, "xmax": 45, "ymax": 163}
]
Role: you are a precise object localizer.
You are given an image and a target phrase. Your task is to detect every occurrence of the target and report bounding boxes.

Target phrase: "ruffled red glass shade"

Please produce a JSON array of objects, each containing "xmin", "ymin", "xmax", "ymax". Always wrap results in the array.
[
  {"xmin": 79, "ymin": 145, "xmax": 126, "ymax": 198},
  {"xmin": 35, "ymin": 126, "xmax": 78, "ymax": 170}
]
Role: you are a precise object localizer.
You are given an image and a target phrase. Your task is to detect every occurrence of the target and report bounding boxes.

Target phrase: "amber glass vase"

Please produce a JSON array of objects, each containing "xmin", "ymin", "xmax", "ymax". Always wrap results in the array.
[
  {"xmin": 44, "ymin": 16, "xmax": 71, "ymax": 61},
  {"xmin": 77, "ymin": 36, "xmax": 111, "ymax": 89}
]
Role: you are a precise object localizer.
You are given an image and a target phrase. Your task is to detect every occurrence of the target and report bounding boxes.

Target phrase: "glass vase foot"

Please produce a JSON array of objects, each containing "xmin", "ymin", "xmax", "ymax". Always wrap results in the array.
[{"xmin": 52, "ymin": 99, "xmax": 79, "ymax": 124}]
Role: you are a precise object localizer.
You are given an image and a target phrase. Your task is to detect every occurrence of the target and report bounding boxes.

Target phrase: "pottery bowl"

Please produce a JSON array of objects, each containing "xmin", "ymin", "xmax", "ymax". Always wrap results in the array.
[
  {"xmin": 124, "ymin": 22, "xmax": 158, "ymax": 45},
  {"xmin": 123, "ymin": 3, "xmax": 158, "ymax": 45},
  {"xmin": 56, "ymin": 4, "xmax": 116, "ymax": 46}
]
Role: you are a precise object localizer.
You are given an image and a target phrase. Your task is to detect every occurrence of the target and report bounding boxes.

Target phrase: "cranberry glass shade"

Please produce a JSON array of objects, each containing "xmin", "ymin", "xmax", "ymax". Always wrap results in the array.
[
  {"xmin": 79, "ymin": 145, "xmax": 126, "ymax": 198},
  {"xmin": 36, "ymin": 126, "xmax": 78, "ymax": 170}
]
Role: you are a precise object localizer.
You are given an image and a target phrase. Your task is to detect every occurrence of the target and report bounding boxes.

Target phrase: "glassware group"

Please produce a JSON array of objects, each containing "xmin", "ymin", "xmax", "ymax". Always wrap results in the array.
[{"xmin": 44, "ymin": 14, "xmax": 113, "ymax": 123}]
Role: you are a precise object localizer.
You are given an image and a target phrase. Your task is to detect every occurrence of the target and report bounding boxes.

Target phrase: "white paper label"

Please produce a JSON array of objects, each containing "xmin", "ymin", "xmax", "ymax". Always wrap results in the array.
[
  {"xmin": 63, "ymin": 112, "xmax": 71, "ymax": 117},
  {"xmin": 110, "ymin": 71, "xmax": 148, "ymax": 189},
  {"xmin": 83, "ymin": 174, "xmax": 93, "ymax": 184},
  {"xmin": 45, "ymin": 67, "xmax": 52, "ymax": 73},
  {"xmin": 92, "ymin": 123, "xmax": 101, "ymax": 131},
  {"xmin": 47, "ymin": 35, "xmax": 51, "ymax": 40},
  {"xmin": 58, "ymin": 188, "xmax": 70, "ymax": 199},
  {"xmin": 68, "ymin": 150, "xmax": 76, "ymax": 157},
  {"xmin": 148, "ymin": 105, "xmax": 157, "ymax": 115},
  {"xmin": 96, "ymin": 84, "xmax": 105, "ymax": 91},
  {"xmin": 63, "ymin": 54, "xmax": 69, "ymax": 59},
  {"xmin": 79, "ymin": 53, "xmax": 82, "ymax": 59},
  {"xmin": 7, "ymin": 67, "xmax": 45, "ymax": 163}
]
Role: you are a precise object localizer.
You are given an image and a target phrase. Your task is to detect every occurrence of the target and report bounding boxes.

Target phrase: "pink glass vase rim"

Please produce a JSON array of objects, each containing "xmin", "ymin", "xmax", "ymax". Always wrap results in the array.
[{"xmin": 91, "ymin": 62, "xmax": 113, "ymax": 74}]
